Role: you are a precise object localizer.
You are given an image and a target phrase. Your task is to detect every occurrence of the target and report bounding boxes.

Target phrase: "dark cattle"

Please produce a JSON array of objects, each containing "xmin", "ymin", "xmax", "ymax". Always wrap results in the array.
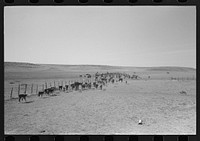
[
  {"xmin": 18, "ymin": 94, "xmax": 27, "ymax": 102},
  {"xmin": 119, "ymin": 78, "xmax": 123, "ymax": 82},
  {"xmin": 38, "ymin": 87, "xmax": 55, "ymax": 97},
  {"xmin": 38, "ymin": 91, "xmax": 44, "ymax": 97},
  {"xmin": 131, "ymin": 75, "xmax": 140, "ymax": 80},
  {"xmin": 49, "ymin": 87, "xmax": 56, "ymax": 93},
  {"xmin": 65, "ymin": 85, "xmax": 69, "ymax": 91},
  {"xmin": 93, "ymin": 82, "xmax": 96, "ymax": 88},
  {"xmin": 82, "ymin": 83, "xmax": 86, "ymax": 90},
  {"xmin": 71, "ymin": 83, "xmax": 75, "ymax": 90},
  {"xmin": 59, "ymin": 86, "xmax": 63, "ymax": 91},
  {"xmin": 70, "ymin": 82, "xmax": 82, "ymax": 91},
  {"xmin": 95, "ymin": 83, "xmax": 98, "ymax": 89},
  {"xmin": 83, "ymin": 82, "xmax": 91, "ymax": 89},
  {"xmin": 86, "ymin": 74, "xmax": 91, "ymax": 78},
  {"xmin": 74, "ymin": 82, "xmax": 82, "ymax": 90},
  {"xmin": 44, "ymin": 89, "xmax": 50, "ymax": 95},
  {"xmin": 77, "ymin": 83, "xmax": 81, "ymax": 90},
  {"xmin": 88, "ymin": 83, "xmax": 92, "ymax": 89}
]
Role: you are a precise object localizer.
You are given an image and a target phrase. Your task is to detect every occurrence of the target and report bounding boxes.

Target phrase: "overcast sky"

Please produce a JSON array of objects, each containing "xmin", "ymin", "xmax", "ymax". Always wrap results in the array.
[{"xmin": 4, "ymin": 6, "xmax": 196, "ymax": 68}]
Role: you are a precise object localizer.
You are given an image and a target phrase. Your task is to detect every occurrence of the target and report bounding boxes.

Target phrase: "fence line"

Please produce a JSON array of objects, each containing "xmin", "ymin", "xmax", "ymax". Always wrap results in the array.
[
  {"xmin": 7, "ymin": 80, "xmax": 76, "ymax": 99},
  {"xmin": 6, "ymin": 76, "xmax": 196, "ymax": 100}
]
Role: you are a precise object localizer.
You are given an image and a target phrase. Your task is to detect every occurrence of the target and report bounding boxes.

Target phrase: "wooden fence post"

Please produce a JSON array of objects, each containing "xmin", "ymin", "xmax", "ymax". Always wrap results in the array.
[
  {"xmin": 54, "ymin": 81, "xmax": 55, "ymax": 87},
  {"xmin": 18, "ymin": 84, "xmax": 20, "ymax": 96},
  {"xmin": 36, "ymin": 84, "xmax": 38, "ymax": 94},
  {"xmin": 31, "ymin": 84, "xmax": 33, "ymax": 94},
  {"xmin": 10, "ymin": 87, "xmax": 13, "ymax": 99},
  {"xmin": 24, "ymin": 84, "xmax": 27, "ymax": 94}
]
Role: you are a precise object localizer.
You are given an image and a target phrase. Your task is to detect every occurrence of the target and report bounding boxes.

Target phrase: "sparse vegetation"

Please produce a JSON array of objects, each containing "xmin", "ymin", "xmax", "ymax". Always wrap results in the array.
[{"xmin": 4, "ymin": 62, "xmax": 196, "ymax": 134}]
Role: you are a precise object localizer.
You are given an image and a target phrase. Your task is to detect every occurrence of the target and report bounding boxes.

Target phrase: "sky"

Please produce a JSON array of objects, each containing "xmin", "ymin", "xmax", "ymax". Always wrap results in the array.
[{"xmin": 4, "ymin": 6, "xmax": 196, "ymax": 68}]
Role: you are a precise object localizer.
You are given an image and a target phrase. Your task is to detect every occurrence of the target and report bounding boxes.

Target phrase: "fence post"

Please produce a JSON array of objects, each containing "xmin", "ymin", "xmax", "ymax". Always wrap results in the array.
[
  {"xmin": 10, "ymin": 87, "xmax": 13, "ymax": 99},
  {"xmin": 54, "ymin": 81, "xmax": 55, "ymax": 87},
  {"xmin": 18, "ymin": 84, "xmax": 20, "ymax": 96},
  {"xmin": 31, "ymin": 84, "xmax": 33, "ymax": 94},
  {"xmin": 24, "ymin": 84, "xmax": 27, "ymax": 94},
  {"xmin": 36, "ymin": 84, "xmax": 38, "ymax": 94}
]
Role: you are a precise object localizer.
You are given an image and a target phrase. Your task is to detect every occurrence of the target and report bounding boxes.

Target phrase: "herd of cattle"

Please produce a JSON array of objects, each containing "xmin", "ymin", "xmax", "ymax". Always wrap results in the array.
[
  {"xmin": 18, "ymin": 72, "xmax": 141, "ymax": 102},
  {"xmin": 37, "ymin": 72, "xmax": 141, "ymax": 97}
]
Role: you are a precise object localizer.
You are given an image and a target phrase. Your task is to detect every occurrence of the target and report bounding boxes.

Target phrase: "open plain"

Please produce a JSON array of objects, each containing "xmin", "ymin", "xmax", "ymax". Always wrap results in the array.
[{"xmin": 4, "ymin": 62, "xmax": 196, "ymax": 134}]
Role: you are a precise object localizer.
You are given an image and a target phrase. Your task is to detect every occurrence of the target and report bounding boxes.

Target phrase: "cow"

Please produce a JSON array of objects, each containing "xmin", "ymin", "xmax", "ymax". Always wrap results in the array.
[
  {"xmin": 74, "ymin": 82, "xmax": 82, "ymax": 91},
  {"xmin": 82, "ymin": 83, "xmax": 86, "ymax": 90},
  {"xmin": 70, "ymin": 83, "xmax": 75, "ymax": 90},
  {"xmin": 59, "ymin": 86, "xmax": 63, "ymax": 91},
  {"xmin": 88, "ymin": 83, "xmax": 92, "ymax": 89},
  {"xmin": 65, "ymin": 85, "xmax": 69, "ymax": 92},
  {"xmin": 119, "ymin": 78, "xmax": 123, "ymax": 82},
  {"xmin": 49, "ymin": 87, "xmax": 56, "ymax": 93},
  {"xmin": 94, "ymin": 83, "xmax": 98, "ymax": 89},
  {"xmin": 44, "ymin": 89, "xmax": 50, "ymax": 95},
  {"xmin": 44, "ymin": 87, "xmax": 54, "ymax": 95},
  {"xmin": 18, "ymin": 94, "xmax": 27, "ymax": 102},
  {"xmin": 38, "ymin": 91, "xmax": 45, "ymax": 97},
  {"xmin": 93, "ymin": 82, "xmax": 98, "ymax": 89},
  {"xmin": 86, "ymin": 74, "xmax": 92, "ymax": 78}
]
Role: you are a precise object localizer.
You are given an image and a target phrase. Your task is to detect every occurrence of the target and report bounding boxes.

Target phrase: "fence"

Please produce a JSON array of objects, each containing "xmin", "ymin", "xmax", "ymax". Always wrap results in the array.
[
  {"xmin": 6, "ymin": 80, "xmax": 73, "ymax": 100},
  {"xmin": 142, "ymin": 75, "xmax": 196, "ymax": 81},
  {"xmin": 6, "ymin": 78, "xmax": 94, "ymax": 100},
  {"xmin": 6, "ymin": 76, "xmax": 196, "ymax": 100},
  {"xmin": 170, "ymin": 77, "xmax": 196, "ymax": 81}
]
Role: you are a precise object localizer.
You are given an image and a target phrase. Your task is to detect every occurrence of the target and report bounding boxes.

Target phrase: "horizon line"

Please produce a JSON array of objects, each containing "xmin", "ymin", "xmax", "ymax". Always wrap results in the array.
[{"xmin": 4, "ymin": 61, "xmax": 196, "ymax": 69}]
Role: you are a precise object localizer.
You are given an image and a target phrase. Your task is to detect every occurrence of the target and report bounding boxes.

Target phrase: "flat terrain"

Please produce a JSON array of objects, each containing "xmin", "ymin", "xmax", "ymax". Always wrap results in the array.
[{"xmin": 4, "ymin": 62, "xmax": 196, "ymax": 134}]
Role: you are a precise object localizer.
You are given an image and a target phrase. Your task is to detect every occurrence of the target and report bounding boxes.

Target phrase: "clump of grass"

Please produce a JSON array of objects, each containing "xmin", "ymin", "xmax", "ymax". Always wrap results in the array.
[{"xmin": 180, "ymin": 91, "xmax": 187, "ymax": 95}]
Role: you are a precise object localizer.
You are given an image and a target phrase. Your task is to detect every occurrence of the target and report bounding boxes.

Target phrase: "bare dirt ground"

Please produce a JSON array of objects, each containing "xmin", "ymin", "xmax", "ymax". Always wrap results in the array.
[{"xmin": 4, "ymin": 79, "xmax": 196, "ymax": 135}]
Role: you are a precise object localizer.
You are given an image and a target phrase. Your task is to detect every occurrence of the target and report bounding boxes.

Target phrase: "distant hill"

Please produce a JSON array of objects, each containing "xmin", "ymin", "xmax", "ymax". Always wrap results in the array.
[
  {"xmin": 146, "ymin": 66, "xmax": 196, "ymax": 72},
  {"xmin": 4, "ymin": 62, "xmax": 196, "ymax": 72},
  {"xmin": 4, "ymin": 62, "xmax": 41, "ymax": 68}
]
